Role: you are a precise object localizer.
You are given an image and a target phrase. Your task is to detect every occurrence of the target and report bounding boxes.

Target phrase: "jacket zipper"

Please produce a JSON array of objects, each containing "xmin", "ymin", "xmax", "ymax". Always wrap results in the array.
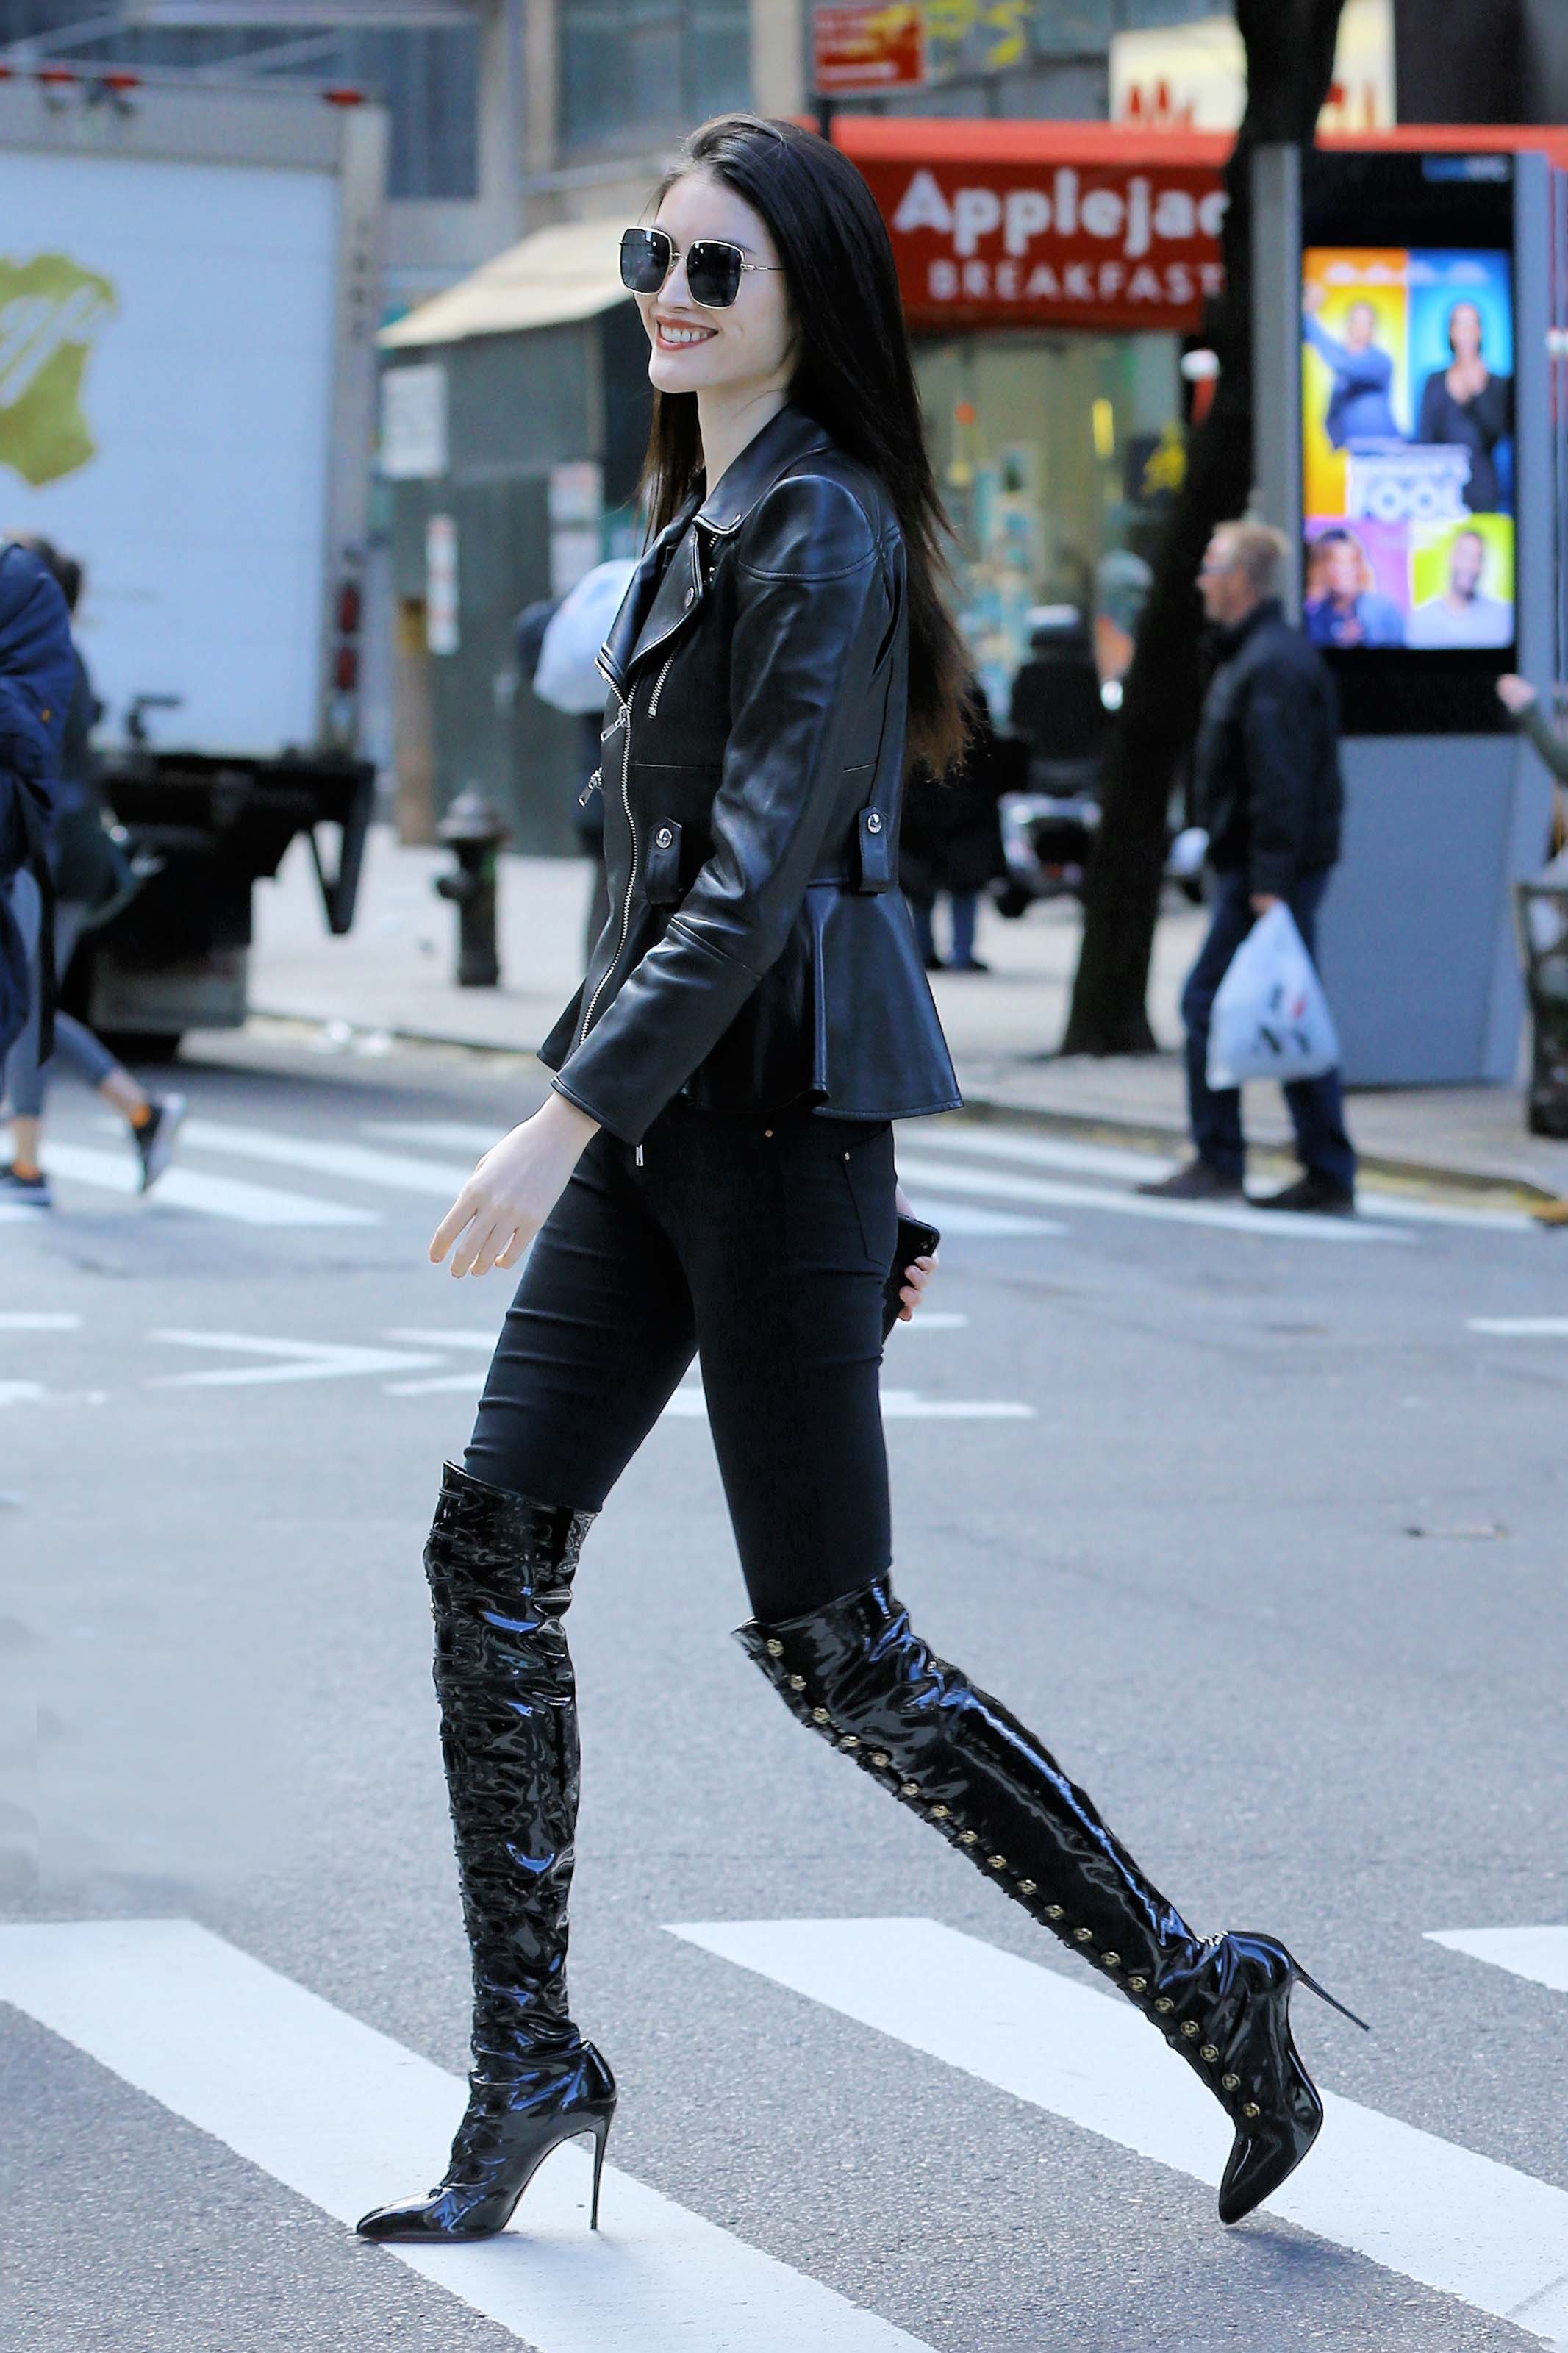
[
  {"xmin": 647, "ymin": 646, "xmax": 677, "ymax": 718},
  {"xmin": 581, "ymin": 676, "xmax": 635, "ymax": 1035}
]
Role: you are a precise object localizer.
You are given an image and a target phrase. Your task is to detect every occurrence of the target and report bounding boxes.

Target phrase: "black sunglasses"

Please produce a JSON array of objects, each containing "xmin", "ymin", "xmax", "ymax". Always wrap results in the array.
[{"xmin": 619, "ymin": 226, "xmax": 784, "ymax": 312}]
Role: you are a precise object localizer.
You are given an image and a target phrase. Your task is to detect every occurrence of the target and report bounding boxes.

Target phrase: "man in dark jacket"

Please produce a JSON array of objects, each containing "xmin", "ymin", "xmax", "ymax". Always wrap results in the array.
[
  {"xmin": 1141, "ymin": 521, "xmax": 1358, "ymax": 1213},
  {"xmin": 0, "ymin": 538, "xmax": 73, "ymax": 1063}
]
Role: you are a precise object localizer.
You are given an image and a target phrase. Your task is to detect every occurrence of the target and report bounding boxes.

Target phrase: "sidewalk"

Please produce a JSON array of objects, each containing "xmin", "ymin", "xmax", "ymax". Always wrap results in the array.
[{"xmin": 250, "ymin": 829, "xmax": 1568, "ymax": 1202}]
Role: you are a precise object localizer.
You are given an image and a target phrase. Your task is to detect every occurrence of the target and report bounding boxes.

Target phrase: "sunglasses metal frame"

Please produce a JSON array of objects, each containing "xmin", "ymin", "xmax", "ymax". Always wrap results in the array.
[{"xmin": 619, "ymin": 226, "xmax": 785, "ymax": 310}]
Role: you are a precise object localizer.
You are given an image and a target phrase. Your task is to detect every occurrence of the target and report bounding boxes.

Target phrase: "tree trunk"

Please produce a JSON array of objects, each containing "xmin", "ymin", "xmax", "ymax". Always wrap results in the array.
[{"xmin": 1060, "ymin": 0, "xmax": 1346, "ymax": 1057}]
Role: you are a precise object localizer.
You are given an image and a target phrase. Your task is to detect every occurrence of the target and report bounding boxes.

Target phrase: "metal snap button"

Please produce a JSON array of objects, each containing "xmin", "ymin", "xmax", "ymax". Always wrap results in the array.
[
  {"xmin": 866, "ymin": 811, "xmax": 883, "ymax": 832},
  {"xmin": 655, "ymin": 826, "xmax": 673, "ymax": 848}
]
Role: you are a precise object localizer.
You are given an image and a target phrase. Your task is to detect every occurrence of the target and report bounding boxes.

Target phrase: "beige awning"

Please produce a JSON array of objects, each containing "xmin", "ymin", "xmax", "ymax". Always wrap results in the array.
[{"xmin": 379, "ymin": 218, "xmax": 630, "ymax": 349}]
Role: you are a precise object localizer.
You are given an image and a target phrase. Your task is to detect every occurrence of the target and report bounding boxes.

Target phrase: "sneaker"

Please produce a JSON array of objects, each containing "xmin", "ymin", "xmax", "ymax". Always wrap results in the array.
[
  {"xmin": 134, "ymin": 1093, "xmax": 187, "ymax": 1193},
  {"xmin": 1135, "ymin": 1157, "xmax": 1244, "ymax": 1201},
  {"xmin": 947, "ymin": 956, "xmax": 991, "ymax": 973},
  {"xmin": 1252, "ymin": 1171, "xmax": 1356, "ymax": 1216},
  {"xmin": 1, "ymin": 1165, "xmax": 52, "ymax": 1208}
]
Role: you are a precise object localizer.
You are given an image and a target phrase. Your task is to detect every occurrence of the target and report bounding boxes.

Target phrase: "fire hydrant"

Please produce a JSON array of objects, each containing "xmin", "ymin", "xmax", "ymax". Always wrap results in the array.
[{"xmin": 434, "ymin": 788, "xmax": 509, "ymax": 988}]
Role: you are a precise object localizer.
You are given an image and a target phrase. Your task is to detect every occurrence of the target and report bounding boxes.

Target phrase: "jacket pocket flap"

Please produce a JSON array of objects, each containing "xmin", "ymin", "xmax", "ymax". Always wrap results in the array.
[
  {"xmin": 858, "ymin": 803, "xmax": 892, "ymax": 894},
  {"xmin": 645, "ymin": 817, "xmax": 683, "ymax": 904}
]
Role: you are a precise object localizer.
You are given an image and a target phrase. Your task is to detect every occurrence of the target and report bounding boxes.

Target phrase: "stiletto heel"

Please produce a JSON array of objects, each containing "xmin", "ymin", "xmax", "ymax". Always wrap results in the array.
[
  {"xmin": 1293, "ymin": 1963, "xmax": 1370, "ymax": 2033},
  {"xmin": 589, "ymin": 2112, "xmax": 610, "ymax": 2230}
]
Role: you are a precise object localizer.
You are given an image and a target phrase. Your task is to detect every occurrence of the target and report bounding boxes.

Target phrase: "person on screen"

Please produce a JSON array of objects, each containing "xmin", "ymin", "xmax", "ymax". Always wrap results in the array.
[
  {"xmin": 1406, "ymin": 528, "xmax": 1513, "ymax": 649},
  {"xmin": 1302, "ymin": 283, "xmax": 1403, "ymax": 446},
  {"xmin": 1417, "ymin": 300, "xmax": 1513, "ymax": 513},
  {"xmin": 1303, "ymin": 528, "xmax": 1405, "ymax": 649}
]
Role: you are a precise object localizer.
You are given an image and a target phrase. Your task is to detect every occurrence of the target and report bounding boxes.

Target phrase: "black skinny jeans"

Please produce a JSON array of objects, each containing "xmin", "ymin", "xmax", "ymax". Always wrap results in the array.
[{"xmin": 466, "ymin": 1101, "xmax": 898, "ymax": 1622}]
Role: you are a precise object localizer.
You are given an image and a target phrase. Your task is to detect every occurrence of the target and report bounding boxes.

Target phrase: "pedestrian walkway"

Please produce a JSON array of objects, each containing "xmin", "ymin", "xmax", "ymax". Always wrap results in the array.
[
  {"xmin": 247, "ymin": 829, "xmax": 1568, "ymax": 1201},
  {"xmin": 6, "ymin": 1910, "xmax": 1567, "ymax": 2351},
  {"xmin": 19, "ymin": 1102, "xmax": 1537, "ymax": 1245}
]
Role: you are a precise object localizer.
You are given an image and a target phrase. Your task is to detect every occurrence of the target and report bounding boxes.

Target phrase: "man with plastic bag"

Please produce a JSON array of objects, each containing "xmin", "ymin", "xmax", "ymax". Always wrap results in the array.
[{"xmin": 1139, "ymin": 522, "xmax": 1358, "ymax": 1213}]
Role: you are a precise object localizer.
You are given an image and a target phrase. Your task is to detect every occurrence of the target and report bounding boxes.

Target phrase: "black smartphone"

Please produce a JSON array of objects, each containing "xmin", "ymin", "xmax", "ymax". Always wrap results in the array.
[{"xmin": 881, "ymin": 1215, "xmax": 942, "ymax": 1339}]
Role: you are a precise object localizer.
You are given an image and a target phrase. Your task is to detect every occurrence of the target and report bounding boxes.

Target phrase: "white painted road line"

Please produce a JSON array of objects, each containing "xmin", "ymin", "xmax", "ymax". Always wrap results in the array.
[
  {"xmin": 669, "ymin": 1917, "xmax": 1568, "ymax": 2349},
  {"xmin": 1467, "ymin": 1317, "xmax": 1568, "ymax": 1337},
  {"xmin": 42, "ymin": 1141, "xmax": 377, "ymax": 1227},
  {"xmin": 365, "ymin": 1118, "xmax": 503, "ymax": 1155},
  {"xmin": 179, "ymin": 1118, "xmax": 472, "ymax": 1198},
  {"xmin": 897, "ymin": 1151, "xmax": 1400, "ymax": 1243},
  {"xmin": 661, "ymin": 1386, "xmax": 1033, "ymax": 1422},
  {"xmin": 917, "ymin": 1129, "xmax": 1535, "ymax": 1234},
  {"xmin": 149, "ymin": 1332, "xmax": 443, "ymax": 1389},
  {"xmin": 1427, "ymin": 1924, "xmax": 1568, "ymax": 1996},
  {"xmin": 899, "ymin": 1196, "xmax": 1064, "ymax": 1238},
  {"xmin": 0, "ymin": 1311, "xmax": 82, "ymax": 1329},
  {"xmin": 0, "ymin": 1918, "xmax": 937, "ymax": 2353}
]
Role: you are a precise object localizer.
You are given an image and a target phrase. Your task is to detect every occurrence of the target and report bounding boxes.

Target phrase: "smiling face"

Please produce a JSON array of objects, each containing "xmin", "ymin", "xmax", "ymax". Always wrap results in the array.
[{"xmin": 637, "ymin": 169, "xmax": 796, "ymax": 403}]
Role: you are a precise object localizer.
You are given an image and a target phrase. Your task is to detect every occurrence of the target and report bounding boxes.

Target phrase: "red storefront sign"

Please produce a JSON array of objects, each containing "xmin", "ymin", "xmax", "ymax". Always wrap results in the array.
[
  {"xmin": 812, "ymin": 4, "xmax": 926, "ymax": 96},
  {"xmin": 834, "ymin": 119, "xmax": 1231, "ymax": 335}
]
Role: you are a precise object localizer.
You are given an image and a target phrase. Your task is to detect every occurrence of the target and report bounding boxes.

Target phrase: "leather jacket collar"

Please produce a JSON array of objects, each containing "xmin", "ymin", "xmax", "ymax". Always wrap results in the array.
[{"xmin": 598, "ymin": 402, "xmax": 834, "ymax": 695}]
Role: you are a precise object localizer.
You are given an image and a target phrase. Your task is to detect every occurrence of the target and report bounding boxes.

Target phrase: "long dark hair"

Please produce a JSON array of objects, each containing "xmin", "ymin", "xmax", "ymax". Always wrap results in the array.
[{"xmin": 637, "ymin": 112, "xmax": 969, "ymax": 776}]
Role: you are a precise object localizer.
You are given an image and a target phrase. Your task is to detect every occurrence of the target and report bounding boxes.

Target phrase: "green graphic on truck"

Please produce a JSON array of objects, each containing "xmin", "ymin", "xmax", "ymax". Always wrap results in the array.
[{"xmin": 0, "ymin": 252, "xmax": 115, "ymax": 486}]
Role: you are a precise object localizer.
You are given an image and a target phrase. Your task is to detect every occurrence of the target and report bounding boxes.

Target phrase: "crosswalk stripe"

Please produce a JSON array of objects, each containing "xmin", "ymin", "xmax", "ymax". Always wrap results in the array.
[
  {"xmin": 0, "ymin": 1919, "xmax": 937, "ymax": 2353},
  {"xmin": 40, "ymin": 1141, "xmax": 378, "ymax": 1227},
  {"xmin": 1467, "ymin": 1318, "xmax": 1568, "ymax": 1337},
  {"xmin": 363, "ymin": 1118, "xmax": 501, "ymax": 1154},
  {"xmin": 0, "ymin": 1201, "xmax": 47, "ymax": 1221},
  {"xmin": 0, "ymin": 1312, "xmax": 81, "ymax": 1329},
  {"xmin": 897, "ymin": 1151, "xmax": 1400, "ymax": 1243},
  {"xmin": 887, "ymin": 1196, "xmax": 1063, "ymax": 1237},
  {"xmin": 148, "ymin": 1331, "xmax": 443, "ymax": 1388},
  {"xmin": 660, "ymin": 1386, "xmax": 1032, "ymax": 1421},
  {"xmin": 914, "ymin": 1127, "xmax": 1533, "ymax": 1234},
  {"xmin": 668, "ymin": 1917, "xmax": 1568, "ymax": 2348},
  {"xmin": 179, "ymin": 1118, "xmax": 470, "ymax": 1197},
  {"xmin": 1427, "ymin": 1925, "xmax": 1568, "ymax": 1996}
]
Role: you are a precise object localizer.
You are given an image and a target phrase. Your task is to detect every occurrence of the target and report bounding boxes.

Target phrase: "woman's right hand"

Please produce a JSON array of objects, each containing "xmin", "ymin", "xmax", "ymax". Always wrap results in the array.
[{"xmin": 1497, "ymin": 674, "xmax": 1538, "ymax": 718}]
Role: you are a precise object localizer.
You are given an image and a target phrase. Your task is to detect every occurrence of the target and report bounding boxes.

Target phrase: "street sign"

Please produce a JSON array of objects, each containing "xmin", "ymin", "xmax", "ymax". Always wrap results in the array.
[{"xmin": 812, "ymin": 3, "xmax": 927, "ymax": 96}]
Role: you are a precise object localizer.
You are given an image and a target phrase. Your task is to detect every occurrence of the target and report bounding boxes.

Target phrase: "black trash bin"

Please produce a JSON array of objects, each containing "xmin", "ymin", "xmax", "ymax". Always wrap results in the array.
[{"xmin": 1514, "ymin": 876, "xmax": 1568, "ymax": 1136}]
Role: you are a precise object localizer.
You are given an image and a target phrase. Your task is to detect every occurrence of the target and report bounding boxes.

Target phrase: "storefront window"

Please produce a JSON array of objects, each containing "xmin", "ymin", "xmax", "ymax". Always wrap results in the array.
[
  {"xmin": 913, "ymin": 329, "xmax": 1182, "ymax": 721},
  {"xmin": 560, "ymin": 1, "xmax": 750, "ymax": 160}
]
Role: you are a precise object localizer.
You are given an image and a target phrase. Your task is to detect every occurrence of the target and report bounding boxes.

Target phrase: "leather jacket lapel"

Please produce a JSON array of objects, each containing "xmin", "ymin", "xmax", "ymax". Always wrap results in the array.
[
  {"xmin": 598, "ymin": 493, "xmax": 701, "ymax": 694},
  {"xmin": 601, "ymin": 407, "xmax": 835, "ymax": 694}
]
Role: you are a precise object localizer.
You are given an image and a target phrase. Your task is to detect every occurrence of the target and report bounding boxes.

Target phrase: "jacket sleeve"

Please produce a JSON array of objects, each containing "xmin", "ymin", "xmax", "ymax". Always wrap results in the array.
[
  {"xmin": 1240, "ymin": 657, "xmax": 1326, "ymax": 899},
  {"xmin": 551, "ymin": 473, "xmax": 889, "ymax": 1142},
  {"xmin": 0, "ymin": 548, "xmax": 73, "ymax": 867}
]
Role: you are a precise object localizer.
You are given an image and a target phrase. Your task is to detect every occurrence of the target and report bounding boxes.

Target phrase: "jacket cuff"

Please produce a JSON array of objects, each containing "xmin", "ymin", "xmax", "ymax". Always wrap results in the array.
[{"xmin": 1248, "ymin": 856, "xmax": 1296, "ymax": 899}]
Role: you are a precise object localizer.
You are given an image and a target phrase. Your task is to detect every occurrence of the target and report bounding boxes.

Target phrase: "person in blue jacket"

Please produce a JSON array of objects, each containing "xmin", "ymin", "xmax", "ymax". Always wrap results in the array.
[
  {"xmin": 1303, "ymin": 283, "xmax": 1403, "ymax": 446},
  {"xmin": 0, "ymin": 536, "xmax": 73, "ymax": 1066}
]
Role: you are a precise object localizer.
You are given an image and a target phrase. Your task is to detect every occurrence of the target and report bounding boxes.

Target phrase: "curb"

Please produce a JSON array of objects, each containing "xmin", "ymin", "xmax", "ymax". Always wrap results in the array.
[{"xmin": 952, "ymin": 1090, "xmax": 1563, "ymax": 1210}]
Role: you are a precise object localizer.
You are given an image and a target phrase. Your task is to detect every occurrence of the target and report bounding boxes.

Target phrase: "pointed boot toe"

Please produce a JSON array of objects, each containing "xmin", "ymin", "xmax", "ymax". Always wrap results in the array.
[{"xmin": 1216, "ymin": 2068, "xmax": 1323, "ymax": 2224}]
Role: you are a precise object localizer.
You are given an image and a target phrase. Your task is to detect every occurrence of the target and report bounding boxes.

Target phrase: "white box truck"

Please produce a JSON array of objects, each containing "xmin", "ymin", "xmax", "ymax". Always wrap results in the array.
[{"xmin": 0, "ymin": 65, "xmax": 387, "ymax": 1051}]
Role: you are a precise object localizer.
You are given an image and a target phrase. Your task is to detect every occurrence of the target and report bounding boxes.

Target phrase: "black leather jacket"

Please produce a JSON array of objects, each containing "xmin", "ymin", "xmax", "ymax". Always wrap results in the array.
[{"xmin": 539, "ymin": 404, "xmax": 962, "ymax": 1144}]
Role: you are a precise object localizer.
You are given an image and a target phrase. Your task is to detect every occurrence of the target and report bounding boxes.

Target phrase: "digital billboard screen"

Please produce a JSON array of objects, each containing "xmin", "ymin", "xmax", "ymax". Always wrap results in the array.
[{"xmin": 1301, "ymin": 245, "xmax": 1515, "ymax": 655}]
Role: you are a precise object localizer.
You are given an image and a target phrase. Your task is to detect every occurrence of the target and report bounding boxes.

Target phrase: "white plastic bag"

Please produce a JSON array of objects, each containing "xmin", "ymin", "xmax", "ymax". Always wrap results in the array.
[
  {"xmin": 1206, "ymin": 902, "xmax": 1341, "ymax": 1090},
  {"xmin": 531, "ymin": 558, "xmax": 637, "ymax": 714}
]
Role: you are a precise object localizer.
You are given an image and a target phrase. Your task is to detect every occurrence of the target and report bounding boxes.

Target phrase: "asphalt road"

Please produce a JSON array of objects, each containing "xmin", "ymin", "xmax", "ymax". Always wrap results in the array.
[{"xmin": 4, "ymin": 1023, "xmax": 1567, "ymax": 2353}]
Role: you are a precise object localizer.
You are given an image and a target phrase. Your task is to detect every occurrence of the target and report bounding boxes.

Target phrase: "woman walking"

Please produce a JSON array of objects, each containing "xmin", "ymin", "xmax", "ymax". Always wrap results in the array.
[{"xmin": 358, "ymin": 113, "xmax": 1360, "ymax": 2251}]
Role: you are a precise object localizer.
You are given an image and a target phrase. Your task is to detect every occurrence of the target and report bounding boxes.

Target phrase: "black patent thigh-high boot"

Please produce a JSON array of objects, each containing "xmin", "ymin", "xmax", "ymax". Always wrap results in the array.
[
  {"xmin": 357, "ymin": 1464, "xmax": 615, "ymax": 2243},
  {"xmin": 737, "ymin": 1581, "xmax": 1366, "ymax": 2226}
]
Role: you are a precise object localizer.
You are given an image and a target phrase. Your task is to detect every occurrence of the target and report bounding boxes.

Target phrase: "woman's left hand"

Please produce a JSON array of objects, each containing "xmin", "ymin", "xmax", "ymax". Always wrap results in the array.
[
  {"xmin": 431, "ymin": 1093, "xmax": 599, "ymax": 1278},
  {"xmin": 891, "ymin": 1178, "xmax": 939, "ymax": 1324}
]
